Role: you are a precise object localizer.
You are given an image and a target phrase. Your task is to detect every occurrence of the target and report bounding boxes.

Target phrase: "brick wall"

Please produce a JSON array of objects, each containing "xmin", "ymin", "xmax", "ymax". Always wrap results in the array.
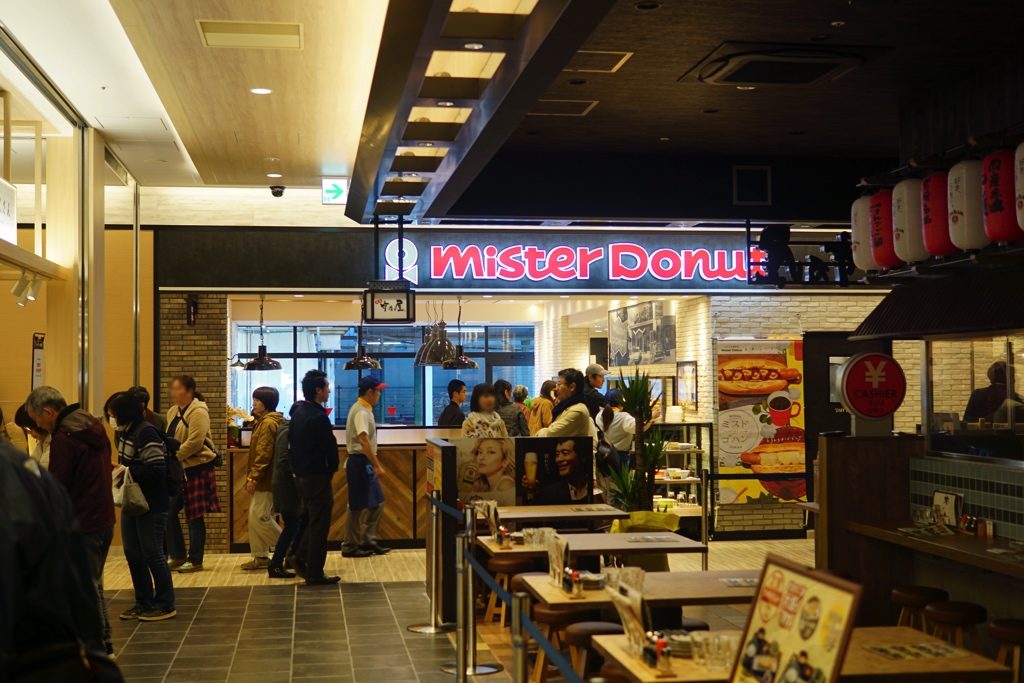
[
  {"xmin": 716, "ymin": 503, "xmax": 806, "ymax": 532},
  {"xmin": 158, "ymin": 293, "xmax": 230, "ymax": 554},
  {"xmin": 535, "ymin": 309, "xmax": 592, "ymax": 384}
]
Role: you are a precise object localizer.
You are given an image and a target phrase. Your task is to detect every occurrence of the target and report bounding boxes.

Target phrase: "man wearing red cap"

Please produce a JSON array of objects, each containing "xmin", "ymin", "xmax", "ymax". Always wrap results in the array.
[{"xmin": 343, "ymin": 376, "xmax": 390, "ymax": 557}]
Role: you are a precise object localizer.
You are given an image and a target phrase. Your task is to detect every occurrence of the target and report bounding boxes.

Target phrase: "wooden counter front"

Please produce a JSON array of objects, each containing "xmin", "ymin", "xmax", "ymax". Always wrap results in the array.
[{"xmin": 228, "ymin": 442, "xmax": 440, "ymax": 551}]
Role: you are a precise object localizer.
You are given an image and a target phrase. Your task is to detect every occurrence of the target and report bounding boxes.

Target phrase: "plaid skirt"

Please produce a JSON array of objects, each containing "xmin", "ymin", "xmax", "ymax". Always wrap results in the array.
[{"xmin": 183, "ymin": 465, "xmax": 221, "ymax": 521}]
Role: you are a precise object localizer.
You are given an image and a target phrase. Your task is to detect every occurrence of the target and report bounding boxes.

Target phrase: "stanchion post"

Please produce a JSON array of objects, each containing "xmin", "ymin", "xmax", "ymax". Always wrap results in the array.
[
  {"xmin": 700, "ymin": 468, "xmax": 709, "ymax": 571},
  {"xmin": 511, "ymin": 592, "xmax": 529, "ymax": 683},
  {"xmin": 463, "ymin": 507, "xmax": 478, "ymax": 669},
  {"xmin": 408, "ymin": 491, "xmax": 455, "ymax": 634}
]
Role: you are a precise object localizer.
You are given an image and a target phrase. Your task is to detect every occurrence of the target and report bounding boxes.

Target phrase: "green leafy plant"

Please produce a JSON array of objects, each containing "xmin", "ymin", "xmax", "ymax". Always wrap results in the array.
[
  {"xmin": 607, "ymin": 462, "xmax": 641, "ymax": 512},
  {"xmin": 618, "ymin": 367, "xmax": 663, "ymax": 511}
]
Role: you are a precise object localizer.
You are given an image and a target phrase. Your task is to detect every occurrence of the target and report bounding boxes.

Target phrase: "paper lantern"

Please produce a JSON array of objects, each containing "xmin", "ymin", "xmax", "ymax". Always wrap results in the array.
[
  {"xmin": 892, "ymin": 178, "xmax": 928, "ymax": 262},
  {"xmin": 1014, "ymin": 142, "xmax": 1024, "ymax": 233},
  {"xmin": 869, "ymin": 190, "xmax": 902, "ymax": 268},
  {"xmin": 921, "ymin": 171, "xmax": 957, "ymax": 257},
  {"xmin": 850, "ymin": 195, "xmax": 878, "ymax": 271},
  {"xmin": 948, "ymin": 160, "xmax": 989, "ymax": 250},
  {"xmin": 982, "ymin": 150, "xmax": 1023, "ymax": 242}
]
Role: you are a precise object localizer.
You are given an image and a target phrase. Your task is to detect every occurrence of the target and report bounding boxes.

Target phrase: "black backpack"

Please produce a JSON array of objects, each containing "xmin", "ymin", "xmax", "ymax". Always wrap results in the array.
[{"xmin": 128, "ymin": 422, "xmax": 185, "ymax": 498}]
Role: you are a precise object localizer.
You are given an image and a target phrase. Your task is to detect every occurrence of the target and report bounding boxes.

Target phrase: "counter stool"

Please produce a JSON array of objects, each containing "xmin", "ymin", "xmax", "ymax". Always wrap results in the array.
[
  {"xmin": 988, "ymin": 619, "xmax": 1024, "ymax": 682},
  {"xmin": 530, "ymin": 605, "xmax": 599, "ymax": 683},
  {"xmin": 565, "ymin": 622, "xmax": 624, "ymax": 677},
  {"xmin": 891, "ymin": 585, "xmax": 948, "ymax": 630},
  {"xmin": 923, "ymin": 601, "xmax": 987, "ymax": 650},
  {"xmin": 484, "ymin": 556, "xmax": 536, "ymax": 625}
]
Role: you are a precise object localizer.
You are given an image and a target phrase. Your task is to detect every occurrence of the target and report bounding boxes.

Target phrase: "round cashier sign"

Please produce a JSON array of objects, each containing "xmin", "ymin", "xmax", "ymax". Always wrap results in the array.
[{"xmin": 839, "ymin": 353, "xmax": 907, "ymax": 419}]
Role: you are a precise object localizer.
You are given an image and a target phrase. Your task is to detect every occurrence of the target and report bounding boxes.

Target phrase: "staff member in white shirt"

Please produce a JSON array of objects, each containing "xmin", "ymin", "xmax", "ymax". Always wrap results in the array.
[
  {"xmin": 343, "ymin": 376, "xmax": 390, "ymax": 557},
  {"xmin": 595, "ymin": 389, "xmax": 636, "ymax": 452}
]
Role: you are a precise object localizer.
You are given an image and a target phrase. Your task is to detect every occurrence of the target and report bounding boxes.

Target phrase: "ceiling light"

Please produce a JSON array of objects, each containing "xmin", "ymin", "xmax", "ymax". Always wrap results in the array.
[
  {"xmin": 418, "ymin": 142, "xmax": 435, "ymax": 147},
  {"xmin": 629, "ymin": 296, "xmax": 639, "ymax": 300},
  {"xmin": 659, "ymin": 136, "xmax": 670, "ymax": 141},
  {"xmin": 344, "ymin": 346, "xmax": 382, "ymax": 371},
  {"xmin": 10, "ymin": 271, "xmax": 30, "ymax": 297},
  {"xmin": 266, "ymin": 172, "xmax": 282, "ymax": 178},
  {"xmin": 249, "ymin": 87, "xmax": 273, "ymax": 95},
  {"xmin": 16, "ymin": 290, "xmax": 30, "ymax": 307},
  {"xmin": 437, "ymin": 100, "xmax": 455, "ymax": 107},
  {"xmin": 830, "ymin": 20, "xmax": 846, "ymax": 28},
  {"xmin": 26, "ymin": 277, "xmax": 42, "ymax": 302},
  {"xmin": 482, "ymin": 295, "xmax": 493, "ymax": 299},
  {"xmin": 229, "ymin": 355, "xmax": 246, "ymax": 370},
  {"xmin": 463, "ymin": 42, "xmax": 485, "ymax": 50},
  {"xmin": 244, "ymin": 296, "xmax": 283, "ymax": 371},
  {"xmin": 560, "ymin": 295, "xmax": 570, "ymax": 299},
  {"xmin": 736, "ymin": 85, "xmax": 756, "ymax": 91},
  {"xmin": 293, "ymin": 294, "xmax": 305, "ymax": 298}
]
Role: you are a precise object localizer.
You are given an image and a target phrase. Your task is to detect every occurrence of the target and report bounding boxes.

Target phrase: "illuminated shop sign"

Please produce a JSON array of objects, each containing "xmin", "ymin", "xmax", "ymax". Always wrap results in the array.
[{"xmin": 384, "ymin": 231, "xmax": 758, "ymax": 291}]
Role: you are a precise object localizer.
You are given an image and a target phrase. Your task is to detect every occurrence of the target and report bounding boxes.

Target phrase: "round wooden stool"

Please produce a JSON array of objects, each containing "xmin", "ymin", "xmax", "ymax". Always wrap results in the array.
[
  {"xmin": 924, "ymin": 600, "xmax": 987, "ymax": 651},
  {"xmin": 484, "ymin": 556, "xmax": 536, "ymax": 625},
  {"xmin": 565, "ymin": 621, "xmax": 624, "ymax": 677},
  {"xmin": 891, "ymin": 585, "xmax": 948, "ymax": 630},
  {"xmin": 988, "ymin": 619, "xmax": 1024, "ymax": 682}
]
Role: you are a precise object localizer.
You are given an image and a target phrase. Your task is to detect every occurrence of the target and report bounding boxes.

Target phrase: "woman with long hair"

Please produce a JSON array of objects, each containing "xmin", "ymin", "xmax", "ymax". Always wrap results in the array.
[
  {"xmin": 461, "ymin": 383, "xmax": 508, "ymax": 438},
  {"xmin": 528, "ymin": 380, "xmax": 557, "ymax": 435},
  {"xmin": 471, "ymin": 438, "xmax": 515, "ymax": 496}
]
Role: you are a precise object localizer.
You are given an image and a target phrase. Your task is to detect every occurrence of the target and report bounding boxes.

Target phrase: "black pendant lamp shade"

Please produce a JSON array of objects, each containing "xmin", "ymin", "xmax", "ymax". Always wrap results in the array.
[
  {"xmin": 420, "ymin": 321, "xmax": 456, "ymax": 365},
  {"xmin": 245, "ymin": 296, "xmax": 282, "ymax": 371},
  {"xmin": 344, "ymin": 345, "xmax": 382, "ymax": 370},
  {"xmin": 442, "ymin": 345, "xmax": 478, "ymax": 370}
]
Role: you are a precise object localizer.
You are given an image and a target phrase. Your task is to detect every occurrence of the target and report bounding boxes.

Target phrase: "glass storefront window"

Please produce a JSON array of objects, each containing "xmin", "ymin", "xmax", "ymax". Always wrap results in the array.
[
  {"xmin": 297, "ymin": 326, "xmax": 358, "ymax": 354},
  {"xmin": 235, "ymin": 325, "xmax": 294, "ymax": 355},
  {"xmin": 488, "ymin": 326, "xmax": 535, "ymax": 353},
  {"xmin": 425, "ymin": 363, "xmax": 487, "ymax": 425}
]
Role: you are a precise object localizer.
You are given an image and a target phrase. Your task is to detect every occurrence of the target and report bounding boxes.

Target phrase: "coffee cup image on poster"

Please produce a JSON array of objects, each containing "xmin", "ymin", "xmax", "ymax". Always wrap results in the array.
[
  {"xmin": 716, "ymin": 340, "xmax": 807, "ymax": 503},
  {"xmin": 452, "ymin": 437, "xmax": 593, "ymax": 506}
]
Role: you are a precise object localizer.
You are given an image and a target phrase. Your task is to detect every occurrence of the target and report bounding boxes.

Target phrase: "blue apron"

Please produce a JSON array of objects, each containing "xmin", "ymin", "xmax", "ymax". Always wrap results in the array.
[{"xmin": 346, "ymin": 453, "xmax": 384, "ymax": 511}]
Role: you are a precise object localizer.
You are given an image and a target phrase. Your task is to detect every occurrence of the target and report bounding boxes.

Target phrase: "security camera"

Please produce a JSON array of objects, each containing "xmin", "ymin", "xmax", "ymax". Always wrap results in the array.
[{"xmin": 270, "ymin": 185, "xmax": 285, "ymax": 197}]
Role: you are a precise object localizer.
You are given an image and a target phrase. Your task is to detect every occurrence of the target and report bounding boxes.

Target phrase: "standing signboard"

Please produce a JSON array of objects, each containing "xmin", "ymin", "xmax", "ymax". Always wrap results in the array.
[
  {"xmin": 717, "ymin": 339, "xmax": 807, "ymax": 504},
  {"xmin": 31, "ymin": 333, "xmax": 45, "ymax": 389}
]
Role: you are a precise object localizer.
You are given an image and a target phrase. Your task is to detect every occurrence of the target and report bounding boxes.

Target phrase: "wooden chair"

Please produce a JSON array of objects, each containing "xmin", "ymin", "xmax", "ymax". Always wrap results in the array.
[
  {"xmin": 565, "ymin": 621, "xmax": 624, "ymax": 677},
  {"xmin": 923, "ymin": 601, "xmax": 987, "ymax": 651},
  {"xmin": 989, "ymin": 619, "xmax": 1024, "ymax": 683},
  {"xmin": 891, "ymin": 585, "xmax": 948, "ymax": 630},
  {"xmin": 484, "ymin": 555, "xmax": 536, "ymax": 625}
]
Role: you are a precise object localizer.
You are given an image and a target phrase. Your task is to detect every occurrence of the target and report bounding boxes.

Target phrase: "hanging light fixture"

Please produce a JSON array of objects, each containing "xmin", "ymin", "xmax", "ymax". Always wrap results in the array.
[
  {"xmin": 244, "ymin": 296, "xmax": 283, "ymax": 371},
  {"xmin": 345, "ymin": 301, "xmax": 382, "ymax": 370},
  {"xmin": 443, "ymin": 296, "xmax": 478, "ymax": 369},
  {"xmin": 26, "ymin": 276, "xmax": 43, "ymax": 302},
  {"xmin": 416, "ymin": 301, "xmax": 455, "ymax": 366},
  {"xmin": 228, "ymin": 355, "xmax": 246, "ymax": 370}
]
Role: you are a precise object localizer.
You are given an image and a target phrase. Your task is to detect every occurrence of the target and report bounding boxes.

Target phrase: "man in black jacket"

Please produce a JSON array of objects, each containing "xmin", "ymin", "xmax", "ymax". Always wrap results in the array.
[
  {"xmin": 288, "ymin": 370, "xmax": 340, "ymax": 585},
  {"xmin": 437, "ymin": 379, "xmax": 466, "ymax": 427},
  {"xmin": 583, "ymin": 363, "xmax": 609, "ymax": 419}
]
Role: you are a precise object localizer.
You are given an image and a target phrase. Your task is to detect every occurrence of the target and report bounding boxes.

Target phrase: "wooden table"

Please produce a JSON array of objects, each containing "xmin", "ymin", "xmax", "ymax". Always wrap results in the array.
[
  {"xmin": 848, "ymin": 521, "xmax": 1024, "ymax": 581},
  {"xmin": 522, "ymin": 570, "xmax": 760, "ymax": 609},
  {"xmin": 592, "ymin": 627, "xmax": 1013, "ymax": 682},
  {"xmin": 476, "ymin": 532, "xmax": 706, "ymax": 559},
  {"xmin": 496, "ymin": 504, "xmax": 630, "ymax": 525}
]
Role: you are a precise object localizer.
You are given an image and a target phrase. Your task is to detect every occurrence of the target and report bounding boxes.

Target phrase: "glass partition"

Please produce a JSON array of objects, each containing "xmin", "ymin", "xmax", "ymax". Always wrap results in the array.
[{"xmin": 926, "ymin": 335, "xmax": 1023, "ymax": 463}]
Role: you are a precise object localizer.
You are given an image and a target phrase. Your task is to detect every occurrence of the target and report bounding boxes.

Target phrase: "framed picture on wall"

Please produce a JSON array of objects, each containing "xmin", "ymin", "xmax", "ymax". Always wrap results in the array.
[
  {"xmin": 676, "ymin": 360, "xmax": 698, "ymax": 410},
  {"xmin": 608, "ymin": 301, "xmax": 677, "ymax": 366}
]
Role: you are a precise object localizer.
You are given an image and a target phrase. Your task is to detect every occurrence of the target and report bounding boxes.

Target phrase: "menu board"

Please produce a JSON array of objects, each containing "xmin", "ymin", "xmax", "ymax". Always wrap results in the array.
[
  {"xmin": 716, "ymin": 339, "xmax": 807, "ymax": 504},
  {"xmin": 731, "ymin": 554, "xmax": 861, "ymax": 683}
]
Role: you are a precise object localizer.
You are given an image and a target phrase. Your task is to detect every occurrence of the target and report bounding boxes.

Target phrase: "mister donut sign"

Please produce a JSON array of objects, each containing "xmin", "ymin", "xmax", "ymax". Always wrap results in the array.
[{"xmin": 839, "ymin": 353, "xmax": 907, "ymax": 420}]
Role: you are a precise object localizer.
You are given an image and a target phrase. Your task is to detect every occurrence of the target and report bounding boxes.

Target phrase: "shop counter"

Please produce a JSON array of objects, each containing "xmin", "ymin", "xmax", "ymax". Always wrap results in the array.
[{"xmin": 227, "ymin": 426, "xmax": 460, "ymax": 551}]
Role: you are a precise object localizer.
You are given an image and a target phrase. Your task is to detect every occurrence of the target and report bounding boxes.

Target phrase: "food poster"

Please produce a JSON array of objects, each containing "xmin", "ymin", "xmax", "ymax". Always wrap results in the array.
[
  {"xmin": 731, "ymin": 554, "xmax": 861, "ymax": 683},
  {"xmin": 716, "ymin": 340, "xmax": 808, "ymax": 504}
]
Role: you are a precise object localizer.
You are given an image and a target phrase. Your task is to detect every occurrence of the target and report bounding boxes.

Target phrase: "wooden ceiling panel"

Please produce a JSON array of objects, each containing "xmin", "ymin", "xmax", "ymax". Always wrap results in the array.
[{"xmin": 110, "ymin": 0, "xmax": 387, "ymax": 187}]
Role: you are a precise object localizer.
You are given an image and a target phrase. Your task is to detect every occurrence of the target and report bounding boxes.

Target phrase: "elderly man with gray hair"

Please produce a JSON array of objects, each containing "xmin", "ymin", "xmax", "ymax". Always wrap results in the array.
[{"xmin": 26, "ymin": 385, "xmax": 116, "ymax": 655}]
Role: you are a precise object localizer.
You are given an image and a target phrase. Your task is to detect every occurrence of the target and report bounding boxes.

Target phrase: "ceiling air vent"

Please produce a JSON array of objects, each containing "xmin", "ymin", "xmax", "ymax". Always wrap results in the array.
[
  {"xmin": 197, "ymin": 20, "xmax": 303, "ymax": 49},
  {"xmin": 527, "ymin": 99, "xmax": 598, "ymax": 117},
  {"xmin": 681, "ymin": 42, "xmax": 873, "ymax": 86},
  {"xmin": 563, "ymin": 50, "xmax": 633, "ymax": 73}
]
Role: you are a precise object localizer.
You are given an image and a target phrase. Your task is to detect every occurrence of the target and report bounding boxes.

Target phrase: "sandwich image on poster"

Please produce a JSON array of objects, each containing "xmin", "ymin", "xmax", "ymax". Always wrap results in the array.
[{"xmin": 716, "ymin": 339, "xmax": 807, "ymax": 503}]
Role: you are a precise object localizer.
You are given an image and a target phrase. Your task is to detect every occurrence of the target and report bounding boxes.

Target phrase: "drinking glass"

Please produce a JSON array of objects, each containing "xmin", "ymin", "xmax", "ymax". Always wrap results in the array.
[
  {"xmin": 523, "ymin": 528, "xmax": 537, "ymax": 547},
  {"xmin": 707, "ymin": 635, "xmax": 728, "ymax": 672},
  {"xmin": 690, "ymin": 631, "xmax": 708, "ymax": 667}
]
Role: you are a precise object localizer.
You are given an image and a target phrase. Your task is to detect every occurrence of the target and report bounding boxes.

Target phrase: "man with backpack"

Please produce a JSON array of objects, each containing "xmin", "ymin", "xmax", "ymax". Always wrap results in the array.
[{"xmin": 269, "ymin": 417, "xmax": 306, "ymax": 579}]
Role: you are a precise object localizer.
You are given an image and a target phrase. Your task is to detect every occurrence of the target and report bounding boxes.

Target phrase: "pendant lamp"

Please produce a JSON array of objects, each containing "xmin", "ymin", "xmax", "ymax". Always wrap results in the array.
[
  {"xmin": 229, "ymin": 355, "xmax": 246, "ymax": 370},
  {"xmin": 422, "ymin": 321, "xmax": 456, "ymax": 365},
  {"xmin": 344, "ymin": 345, "xmax": 382, "ymax": 370},
  {"xmin": 244, "ymin": 296, "xmax": 283, "ymax": 371},
  {"xmin": 442, "ymin": 297, "xmax": 478, "ymax": 370}
]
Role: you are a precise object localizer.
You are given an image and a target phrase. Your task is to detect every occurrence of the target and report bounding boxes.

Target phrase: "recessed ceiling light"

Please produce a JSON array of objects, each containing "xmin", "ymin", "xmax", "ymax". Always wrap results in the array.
[
  {"xmin": 266, "ymin": 172, "xmax": 282, "ymax": 178},
  {"xmin": 249, "ymin": 87, "xmax": 273, "ymax": 95},
  {"xmin": 293, "ymin": 294, "xmax": 305, "ymax": 298},
  {"xmin": 264, "ymin": 156, "xmax": 280, "ymax": 162},
  {"xmin": 659, "ymin": 136, "xmax": 670, "ymax": 141},
  {"xmin": 559, "ymin": 295, "xmax": 570, "ymax": 299},
  {"xmin": 830, "ymin": 20, "xmax": 846, "ymax": 28},
  {"xmin": 629, "ymin": 296, "xmax": 639, "ymax": 300},
  {"xmin": 736, "ymin": 85, "xmax": 756, "ymax": 91},
  {"xmin": 482, "ymin": 295, "xmax": 493, "ymax": 299},
  {"xmin": 634, "ymin": 1, "xmax": 661, "ymax": 9},
  {"xmin": 437, "ymin": 100, "xmax": 455, "ymax": 107},
  {"xmin": 417, "ymin": 141, "xmax": 434, "ymax": 147},
  {"xmin": 463, "ymin": 42, "xmax": 485, "ymax": 50}
]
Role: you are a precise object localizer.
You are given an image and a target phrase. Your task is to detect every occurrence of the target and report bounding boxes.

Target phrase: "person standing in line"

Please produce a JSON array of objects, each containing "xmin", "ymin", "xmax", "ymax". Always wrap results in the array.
[
  {"xmin": 461, "ymin": 383, "xmax": 508, "ymax": 438},
  {"xmin": 528, "ymin": 380, "xmax": 557, "ymax": 435},
  {"xmin": 269, "ymin": 416, "xmax": 303, "ymax": 579},
  {"xmin": 437, "ymin": 379, "xmax": 467, "ymax": 427},
  {"xmin": 109, "ymin": 392, "xmax": 176, "ymax": 622},
  {"xmin": 129, "ymin": 385, "xmax": 167, "ymax": 433},
  {"xmin": 165, "ymin": 375, "xmax": 220, "ymax": 574},
  {"xmin": 513, "ymin": 385, "xmax": 532, "ymax": 423},
  {"xmin": 241, "ymin": 386, "xmax": 284, "ymax": 572},
  {"xmin": 15, "ymin": 404, "xmax": 50, "ymax": 466},
  {"xmin": 343, "ymin": 376, "xmax": 391, "ymax": 558},
  {"xmin": 26, "ymin": 386, "xmax": 116, "ymax": 655},
  {"xmin": 582, "ymin": 363, "xmax": 609, "ymax": 419},
  {"xmin": 537, "ymin": 369, "xmax": 598, "ymax": 440},
  {"xmin": 288, "ymin": 369, "xmax": 341, "ymax": 585},
  {"xmin": 595, "ymin": 389, "xmax": 637, "ymax": 453},
  {"xmin": 494, "ymin": 379, "xmax": 529, "ymax": 437}
]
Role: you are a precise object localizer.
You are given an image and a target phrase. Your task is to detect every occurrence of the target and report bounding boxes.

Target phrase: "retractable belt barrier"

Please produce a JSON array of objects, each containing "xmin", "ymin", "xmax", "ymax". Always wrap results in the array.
[
  {"xmin": 427, "ymin": 492, "xmax": 464, "ymax": 521},
  {"xmin": 407, "ymin": 491, "xmax": 457, "ymax": 635}
]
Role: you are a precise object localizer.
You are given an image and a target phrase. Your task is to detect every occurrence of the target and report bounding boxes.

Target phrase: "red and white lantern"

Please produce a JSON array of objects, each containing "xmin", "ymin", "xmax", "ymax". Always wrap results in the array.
[
  {"xmin": 948, "ymin": 160, "xmax": 989, "ymax": 250},
  {"xmin": 869, "ymin": 190, "xmax": 902, "ymax": 268},
  {"xmin": 850, "ymin": 195, "xmax": 878, "ymax": 271},
  {"xmin": 892, "ymin": 178, "xmax": 928, "ymax": 262},
  {"xmin": 982, "ymin": 150, "xmax": 1024, "ymax": 242},
  {"xmin": 1014, "ymin": 142, "xmax": 1024, "ymax": 233},
  {"xmin": 921, "ymin": 171, "xmax": 957, "ymax": 257}
]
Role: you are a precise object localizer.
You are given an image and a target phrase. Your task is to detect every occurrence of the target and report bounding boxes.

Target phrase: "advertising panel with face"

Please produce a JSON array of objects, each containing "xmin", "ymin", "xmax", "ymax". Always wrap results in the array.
[
  {"xmin": 516, "ymin": 437, "xmax": 594, "ymax": 506},
  {"xmin": 453, "ymin": 437, "xmax": 516, "ymax": 506}
]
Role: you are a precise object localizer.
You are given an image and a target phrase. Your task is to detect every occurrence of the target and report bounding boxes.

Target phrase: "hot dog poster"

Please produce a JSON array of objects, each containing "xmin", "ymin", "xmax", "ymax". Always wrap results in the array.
[
  {"xmin": 717, "ymin": 340, "xmax": 808, "ymax": 504},
  {"xmin": 730, "ymin": 554, "xmax": 861, "ymax": 683}
]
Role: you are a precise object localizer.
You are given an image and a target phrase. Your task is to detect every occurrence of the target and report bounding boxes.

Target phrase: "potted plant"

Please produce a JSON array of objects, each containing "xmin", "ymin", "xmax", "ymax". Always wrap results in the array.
[
  {"xmin": 615, "ymin": 367, "xmax": 665, "ymax": 511},
  {"xmin": 226, "ymin": 405, "xmax": 252, "ymax": 447}
]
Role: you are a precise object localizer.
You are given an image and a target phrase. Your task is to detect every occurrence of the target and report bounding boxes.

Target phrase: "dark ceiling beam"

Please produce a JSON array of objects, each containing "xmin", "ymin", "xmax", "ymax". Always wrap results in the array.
[
  {"xmin": 419, "ymin": 0, "xmax": 617, "ymax": 219},
  {"xmin": 346, "ymin": 0, "xmax": 453, "ymax": 224}
]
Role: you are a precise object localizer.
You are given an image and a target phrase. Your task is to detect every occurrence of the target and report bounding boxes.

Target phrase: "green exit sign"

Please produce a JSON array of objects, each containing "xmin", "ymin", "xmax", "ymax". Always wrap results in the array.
[{"xmin": 321, "ymin": 177, "xmax": 349, "ymax": 205}]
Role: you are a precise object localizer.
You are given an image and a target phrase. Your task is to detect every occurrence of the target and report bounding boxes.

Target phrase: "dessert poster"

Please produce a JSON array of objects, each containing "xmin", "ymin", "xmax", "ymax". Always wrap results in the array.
[
  {"xmin": 731, "ymin": 554, "xmax": 861, "ymax": 683},
  {"xmin": 716, "ymin": 339, "xmax": 807, "ymax": 503}
]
